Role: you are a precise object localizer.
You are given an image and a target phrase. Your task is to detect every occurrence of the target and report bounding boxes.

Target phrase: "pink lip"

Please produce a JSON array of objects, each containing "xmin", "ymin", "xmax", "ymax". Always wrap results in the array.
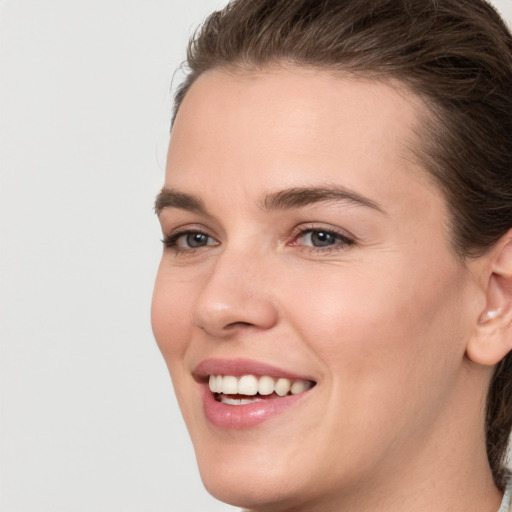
[{"xmin": 194, "ymin": 358, "xmax": 316, "ymax": 429}]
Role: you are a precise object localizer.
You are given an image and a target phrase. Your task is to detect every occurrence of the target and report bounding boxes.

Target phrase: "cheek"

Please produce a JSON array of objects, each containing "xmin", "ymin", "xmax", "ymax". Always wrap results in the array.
[
  {"xmin": 276, "ymin": 259, "xmax": 472, "ymax": 476},
  {"xmin": 283, "ymin": 257, "xmax": 469, "ymax": 401},
  {"xmin": 151, "ymin": 264, "xmax": 194, "ymax": 363}
]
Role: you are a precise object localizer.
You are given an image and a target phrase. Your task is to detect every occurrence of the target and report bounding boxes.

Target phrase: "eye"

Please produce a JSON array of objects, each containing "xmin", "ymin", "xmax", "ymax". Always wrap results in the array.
[
  {"xmin": 302, "ymin": 230, "xmax": 339, "ymax": 247},
  {"xmin": 162, "ymin": 230, "xmax": 218, "ymax": 251},
  {"xmin": 293, "ymin": 228, "xmax": 354, "ymax": 250},
  {"xmin": 179, "ymin": 232, "xmax": 213, "ymax": 248}
]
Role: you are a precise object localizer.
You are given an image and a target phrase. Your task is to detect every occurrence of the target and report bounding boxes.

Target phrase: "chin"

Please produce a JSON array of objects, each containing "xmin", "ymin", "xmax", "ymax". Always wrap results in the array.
[
  {"xmin": 199, "ymin": 462, "xmax": 307, "ymax": 511},
  {"xmin": 189, "ymin": 429, "xmax": 316, "ymax": 510}
]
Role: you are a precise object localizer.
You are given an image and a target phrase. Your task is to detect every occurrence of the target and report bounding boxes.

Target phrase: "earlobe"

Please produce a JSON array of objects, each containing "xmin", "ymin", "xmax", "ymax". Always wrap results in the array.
[
  {"xmin": 478, "ymin": 308, "xmax": 501, "ymax": 323},
  {"xmin": 466, "ymin": 236, "xmax": 512, "ymax": 367}
]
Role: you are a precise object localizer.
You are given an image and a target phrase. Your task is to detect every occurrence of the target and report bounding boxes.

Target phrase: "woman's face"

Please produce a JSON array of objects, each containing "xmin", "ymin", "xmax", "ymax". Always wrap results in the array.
[{"xmin": 152, "ymin": 67, "xmax": 483, "ymax": 510}]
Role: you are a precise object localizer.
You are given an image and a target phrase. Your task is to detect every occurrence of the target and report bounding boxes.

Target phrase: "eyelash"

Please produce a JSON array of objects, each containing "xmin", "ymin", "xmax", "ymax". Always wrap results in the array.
[
  {"xmin": 161, "ymin": 226, "xmax": 355, "ymax": 255},
  {"xmin": 291, "ymin": 227, "xmax": 355, "ymax": 253},
  {"xmin": 162, "ymin": 229, "xmax": 218, "ymax": 254}
]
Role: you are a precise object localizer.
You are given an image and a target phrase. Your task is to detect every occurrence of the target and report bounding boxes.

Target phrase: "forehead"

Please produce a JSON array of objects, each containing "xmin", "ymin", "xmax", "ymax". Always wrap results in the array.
[
  {"xmin": 174, "ymin": 66, "xmax": 425, "ymax": 140},
  {"xmin": 166, "ymin": 66, "xmax": 439, "ymax": 214}
]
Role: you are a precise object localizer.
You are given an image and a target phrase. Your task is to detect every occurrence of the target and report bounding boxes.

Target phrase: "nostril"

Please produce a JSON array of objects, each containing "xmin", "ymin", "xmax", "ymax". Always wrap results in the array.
[{"xmin": 226, "ymin": 321, "xmax": 254, "ymax": 329}]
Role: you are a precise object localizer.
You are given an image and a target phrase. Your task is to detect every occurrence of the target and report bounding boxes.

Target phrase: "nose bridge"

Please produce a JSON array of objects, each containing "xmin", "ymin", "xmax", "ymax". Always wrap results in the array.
[{"xmin": 193, "ymin": 243, "xmax": 278, "ymax": 336}]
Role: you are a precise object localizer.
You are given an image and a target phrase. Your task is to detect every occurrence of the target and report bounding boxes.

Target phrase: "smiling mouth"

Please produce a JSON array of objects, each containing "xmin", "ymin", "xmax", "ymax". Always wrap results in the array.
[{"xmin": 208, "ymin": 374, "xmax": 316, "ymax": 405}]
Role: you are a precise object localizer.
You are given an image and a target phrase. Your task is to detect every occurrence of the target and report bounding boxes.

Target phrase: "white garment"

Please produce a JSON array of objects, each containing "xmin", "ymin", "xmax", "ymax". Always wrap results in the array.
[{"xmin": 498, "ymin": 476, "xmax": 512, "ymax": 512}]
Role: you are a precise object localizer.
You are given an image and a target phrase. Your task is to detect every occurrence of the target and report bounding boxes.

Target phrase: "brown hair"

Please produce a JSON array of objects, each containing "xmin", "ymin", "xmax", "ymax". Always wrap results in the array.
[{"xmin": 172, "ymin": 0, "xmax": 512, "ymax": 488}]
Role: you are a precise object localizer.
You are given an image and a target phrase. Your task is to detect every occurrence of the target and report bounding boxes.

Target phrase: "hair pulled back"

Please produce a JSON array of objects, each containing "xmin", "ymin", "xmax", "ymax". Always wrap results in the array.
[{"xmin": 172, "ymin": 0, "xmax": 512, "ymax": 489}]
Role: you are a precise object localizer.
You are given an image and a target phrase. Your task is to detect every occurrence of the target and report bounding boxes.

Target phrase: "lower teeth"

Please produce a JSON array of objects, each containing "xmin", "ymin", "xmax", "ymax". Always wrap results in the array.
[{"xmin": 217, "ymin": 394, "xmax": 266, "ymax": 405}]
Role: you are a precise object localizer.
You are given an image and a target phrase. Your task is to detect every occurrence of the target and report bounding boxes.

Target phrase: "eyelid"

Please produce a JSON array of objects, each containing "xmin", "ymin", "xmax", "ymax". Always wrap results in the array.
[
  {"xmin": 289, "ymin": 224, "xmax": 356, "ymax": 250},
  {"xmin": 160, "ymin": 222, "xmax": 355, "ymax": 255},
  {"xmin": 161, "ymin": 224, "xmax": 219, "ymax": 252}
]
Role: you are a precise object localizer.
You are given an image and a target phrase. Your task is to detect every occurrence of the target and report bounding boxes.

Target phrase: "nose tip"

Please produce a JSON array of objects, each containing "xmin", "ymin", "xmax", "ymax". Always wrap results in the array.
[
  {"xmin": 192, "ymin": 261, "xmax": 279, "ymax": 337},
  {"xmin": 194, "ymin": 295, "xmax": 278, "ymax": 337}
]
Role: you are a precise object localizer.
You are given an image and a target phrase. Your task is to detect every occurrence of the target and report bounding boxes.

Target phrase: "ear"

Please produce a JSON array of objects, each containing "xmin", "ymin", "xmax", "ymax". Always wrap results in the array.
[{"xmin": 466, "ymin": 234, "xmax": 512, "ymax": 366}]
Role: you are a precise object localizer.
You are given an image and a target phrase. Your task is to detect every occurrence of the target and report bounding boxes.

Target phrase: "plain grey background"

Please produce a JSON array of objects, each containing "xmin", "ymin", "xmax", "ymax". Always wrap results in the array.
[{"xmin": 1, "ymin": 1, "xmax": 511, "ymax": 511}]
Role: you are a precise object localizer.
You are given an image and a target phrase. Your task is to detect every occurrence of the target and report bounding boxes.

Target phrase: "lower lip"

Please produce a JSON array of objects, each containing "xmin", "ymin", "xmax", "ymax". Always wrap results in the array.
[{"xmin": 201, "ymin": 385, "xmax": 309, "ymax": 429}]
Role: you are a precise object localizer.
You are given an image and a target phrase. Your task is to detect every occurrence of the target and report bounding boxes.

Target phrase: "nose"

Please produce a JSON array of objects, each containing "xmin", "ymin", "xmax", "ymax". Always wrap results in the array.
[{"xmin": 192, "ymin": 248, "xmax": 279, "ymax": 337}]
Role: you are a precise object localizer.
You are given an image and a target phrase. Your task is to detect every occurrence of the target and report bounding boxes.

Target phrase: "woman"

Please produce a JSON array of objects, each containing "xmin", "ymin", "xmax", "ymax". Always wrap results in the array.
[{"xmin": 152, "ymin": 0, "xmax": 512, "ymax": 510}]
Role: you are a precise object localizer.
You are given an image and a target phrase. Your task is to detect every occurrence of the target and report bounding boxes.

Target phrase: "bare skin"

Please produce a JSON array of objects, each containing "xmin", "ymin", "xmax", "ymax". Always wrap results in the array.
[{"xmin": 152, "ymin": 66, "xmax": 506, "ymax": 512}]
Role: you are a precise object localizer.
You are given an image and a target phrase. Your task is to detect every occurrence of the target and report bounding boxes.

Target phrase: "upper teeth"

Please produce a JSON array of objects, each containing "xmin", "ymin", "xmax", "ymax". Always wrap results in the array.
[{"xmin": 208, "ymin": 374, "xmax": 312, "ymax": 396}]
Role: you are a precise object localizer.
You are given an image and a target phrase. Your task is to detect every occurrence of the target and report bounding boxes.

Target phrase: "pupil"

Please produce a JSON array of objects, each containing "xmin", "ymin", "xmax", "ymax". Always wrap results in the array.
[
  {"xmin": 187, "ymin": 233, "xmax": 208, "ymax": 247},
  {"xmin": 312, "ymin": 231, "xmax": 336, "ymax": 246}
]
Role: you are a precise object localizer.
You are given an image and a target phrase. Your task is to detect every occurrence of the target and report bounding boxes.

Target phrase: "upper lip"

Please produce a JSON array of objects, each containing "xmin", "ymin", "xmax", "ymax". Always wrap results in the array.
[{"xmin": 193, "ymin": 358, "xmax": 316, "ymax": 383}]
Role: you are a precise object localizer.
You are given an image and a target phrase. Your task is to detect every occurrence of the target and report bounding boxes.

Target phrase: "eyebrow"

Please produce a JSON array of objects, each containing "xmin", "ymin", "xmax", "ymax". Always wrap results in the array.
[
  {"xmin": 154, "ymin": 185, "xmax": 383, "ymax": 216},
  {"xmin": 154, "ymin": 188, "xmax": 209, "ymax": 216},
  {"xmin": 261, "ymin": 186, "xmax": 384, "ymax": 213}
]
